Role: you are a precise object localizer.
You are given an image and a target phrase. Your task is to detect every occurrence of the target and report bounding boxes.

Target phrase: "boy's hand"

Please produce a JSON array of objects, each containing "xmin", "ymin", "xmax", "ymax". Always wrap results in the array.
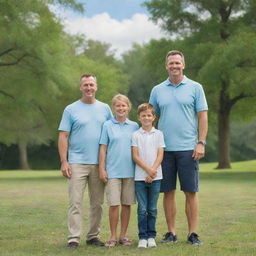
[
  {"xmin": 145, "ymin": 176, "xmax": 153, "ymax": 183},
  {"xmin": 147, "ymin": 168, "xmax": 157, "ymax": 179}
]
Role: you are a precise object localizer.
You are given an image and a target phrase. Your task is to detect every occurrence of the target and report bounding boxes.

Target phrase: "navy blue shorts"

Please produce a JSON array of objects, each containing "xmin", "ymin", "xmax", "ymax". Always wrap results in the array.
[{"xmin": 160, "ymin": 150, "xmax": 199, "ymax": 193}]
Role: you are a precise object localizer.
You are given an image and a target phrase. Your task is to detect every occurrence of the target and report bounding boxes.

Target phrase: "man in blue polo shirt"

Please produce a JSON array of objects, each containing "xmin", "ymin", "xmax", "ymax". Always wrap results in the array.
[
  {"xmin": 149, "ymin": 50, "xmax": 208, "ymax": 245},
  {"xmin": 58, "ymin": 74, "xmax": 112, "ymax": 248}
]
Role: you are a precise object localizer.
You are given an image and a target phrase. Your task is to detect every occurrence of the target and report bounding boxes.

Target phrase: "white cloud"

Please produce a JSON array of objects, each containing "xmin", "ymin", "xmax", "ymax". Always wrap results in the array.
[{"xmin": 61, "ymin": 13, "xmax": 168, "ymax": 57}]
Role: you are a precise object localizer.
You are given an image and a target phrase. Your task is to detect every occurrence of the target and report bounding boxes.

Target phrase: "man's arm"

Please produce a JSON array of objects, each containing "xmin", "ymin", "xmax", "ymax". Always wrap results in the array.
[
  {"xmin": 58, "ymin": 131, "xmax": 71, "ymax": 178},
  {"xmin": 193, "ymin": 110, "xmax": 208, "ymax": 160}
]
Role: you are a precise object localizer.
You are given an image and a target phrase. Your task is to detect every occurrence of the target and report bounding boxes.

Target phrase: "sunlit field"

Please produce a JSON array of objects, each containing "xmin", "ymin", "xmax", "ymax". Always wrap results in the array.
[{"xmin": 1, "ymin": 160, "xmax": 256, "ymax": 256}]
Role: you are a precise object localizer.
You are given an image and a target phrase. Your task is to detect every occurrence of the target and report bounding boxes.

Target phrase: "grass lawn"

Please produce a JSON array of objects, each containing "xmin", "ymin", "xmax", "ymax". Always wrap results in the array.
[{"xmin": 0, "ymin": 160, "xmax": 256, "ymax": 256}]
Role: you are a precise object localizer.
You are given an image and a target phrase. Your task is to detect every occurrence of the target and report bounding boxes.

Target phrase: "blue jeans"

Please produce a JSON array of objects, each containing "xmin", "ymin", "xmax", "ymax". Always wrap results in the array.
[{"xmin": 135, "ymin": 180, "xmax": 161, "ymax": 239}]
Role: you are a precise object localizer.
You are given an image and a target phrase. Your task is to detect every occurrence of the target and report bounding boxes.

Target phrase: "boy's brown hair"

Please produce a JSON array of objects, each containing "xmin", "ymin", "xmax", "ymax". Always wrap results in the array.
[{"xmin": 137, "ymin": 103, "xmax": 155, "ymax": 116}]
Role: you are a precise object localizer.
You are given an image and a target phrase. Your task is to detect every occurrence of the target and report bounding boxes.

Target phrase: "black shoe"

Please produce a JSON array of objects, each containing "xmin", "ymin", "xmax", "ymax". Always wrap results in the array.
[
  {"xmin": 187, "ymin": 232, "xmax": 202, "ymax": 245},
  {"xmin": 161, "ymin": 232, "xmax": 177, "ymax": 243},
  {"xmin": 67, "ymin": 242, "xmax": 79, "ymax": 248},
  {"xmin": 86, "ymin": 238, "xmax": 105, "ymax": 246}
]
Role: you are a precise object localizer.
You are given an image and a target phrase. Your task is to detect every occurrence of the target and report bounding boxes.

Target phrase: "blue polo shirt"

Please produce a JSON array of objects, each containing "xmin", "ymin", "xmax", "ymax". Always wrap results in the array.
[
  {"xmin": 149, "ymin": 76, "xmax": 208, "ymax": 151},
  {"xmin": 58, "ymin": 100, "xmax": 112, "ymax": 164},
  {"xmin": 99, "ymin": 117, "xmax": 139, "ymax": 178}
]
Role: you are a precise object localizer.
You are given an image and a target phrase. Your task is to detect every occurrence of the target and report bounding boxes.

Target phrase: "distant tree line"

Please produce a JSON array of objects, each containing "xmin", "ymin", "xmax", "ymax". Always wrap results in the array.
[{"xmin": 0, "ymin": 0, "xmax": 255, "ymax": 170}]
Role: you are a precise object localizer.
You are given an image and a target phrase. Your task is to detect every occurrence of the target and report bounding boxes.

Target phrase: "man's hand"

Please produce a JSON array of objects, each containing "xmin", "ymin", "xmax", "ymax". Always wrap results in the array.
[
  {"xmin": 99, "ymin": 170, "xmax": 108, "ymax": 183},
  {"xmin": 192, "ymin": 144, "xmax": 205, "ymax": 160},
  {"xmin": 61, "ymin": 161, "xmax": 72, "ymax": 178}
]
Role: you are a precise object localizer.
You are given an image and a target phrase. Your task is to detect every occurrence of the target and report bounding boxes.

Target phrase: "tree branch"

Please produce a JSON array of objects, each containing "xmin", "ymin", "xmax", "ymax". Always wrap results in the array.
[
  {"xmin": 230, "ymin": 93, "xmax": 255, "ymax": 107},
  {"xmin": 0, "ymin": 90, "xmax": 15, "ymax": 99},
  {"xmin": 0, "ymin": 48, "xmax": 14, "ymax": 57},
  {"xmin": 0, "ymin": 53, "xmax": 28, "ymax": 66}
]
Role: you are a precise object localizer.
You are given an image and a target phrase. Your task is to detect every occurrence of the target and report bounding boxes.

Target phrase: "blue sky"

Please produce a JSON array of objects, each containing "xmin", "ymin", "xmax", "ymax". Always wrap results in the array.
[
  {"xmin": 81, "ymin": 0, "xmax": 148, "ymax": 20},
  {"xmin": 55, "ymin": 0, "xmax": 167, "ymax": 57}
]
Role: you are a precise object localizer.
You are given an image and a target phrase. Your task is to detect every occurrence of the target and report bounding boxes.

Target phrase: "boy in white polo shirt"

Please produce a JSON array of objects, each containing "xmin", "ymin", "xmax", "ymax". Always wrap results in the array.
[{"xmin": 132, "ymin": 103, "xmax": 165, "ymax": 248}]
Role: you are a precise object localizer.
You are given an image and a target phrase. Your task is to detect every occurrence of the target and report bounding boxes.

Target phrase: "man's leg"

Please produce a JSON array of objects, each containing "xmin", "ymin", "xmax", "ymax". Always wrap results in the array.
[
  {"xmin": 68, "ymin": 164, "xmax": 88, "ymax": 244},
  {"xmin": 163, "ymin": 190, "xmax": 176, "ymax": 234},
  {"xmin": 184, "ymin": 191, "xmax": 198, "ymax": 234},
  {"xmin": 87, "ymin": 165, "xmax": 105, "ymax": 241}
]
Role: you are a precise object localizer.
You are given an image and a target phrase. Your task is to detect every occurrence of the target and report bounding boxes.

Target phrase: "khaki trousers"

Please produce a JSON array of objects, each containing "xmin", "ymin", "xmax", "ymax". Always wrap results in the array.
[{"xmin": 67, "ymin": 164, "xmax": 105, "ymax": 243}]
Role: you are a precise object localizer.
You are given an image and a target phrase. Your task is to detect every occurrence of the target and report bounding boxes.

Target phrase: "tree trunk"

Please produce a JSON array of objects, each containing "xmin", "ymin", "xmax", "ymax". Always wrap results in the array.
[
  {"xmin": 216, "ymin": 82, "xmax": 231, "ymax": 169},
  {"xmin": 18, "ymin": 141, "xmax": 30, "ymax": 170}
]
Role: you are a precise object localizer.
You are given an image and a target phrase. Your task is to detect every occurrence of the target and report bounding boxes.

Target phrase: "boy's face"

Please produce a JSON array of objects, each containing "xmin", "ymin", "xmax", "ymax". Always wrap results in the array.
[{"xmin": 138, "ymin": 109, "xmax": 156, "ymax": 128}]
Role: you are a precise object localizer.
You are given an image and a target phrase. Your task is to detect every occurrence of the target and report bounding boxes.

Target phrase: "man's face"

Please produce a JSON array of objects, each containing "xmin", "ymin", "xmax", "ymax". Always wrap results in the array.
[
  {"xmin": 166, "ymin": 54, "xmax": 185, "ymax": 78},
  {"xmin": 80, "ymin": 76, "xmax": 97, "ymax": 99}
]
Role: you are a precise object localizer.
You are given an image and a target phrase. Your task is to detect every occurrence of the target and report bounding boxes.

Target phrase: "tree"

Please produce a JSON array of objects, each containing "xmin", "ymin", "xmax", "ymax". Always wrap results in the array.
[
  {"xmin": 0, "ymin": 1, "xmax": 128, "ymax": 169},
  {"xmin": 144, "ymin": 0, "xmax": 256, "ymax": 168}
]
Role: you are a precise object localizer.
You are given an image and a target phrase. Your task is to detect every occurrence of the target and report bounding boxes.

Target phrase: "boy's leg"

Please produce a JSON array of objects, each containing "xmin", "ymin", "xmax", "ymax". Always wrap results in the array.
[
  {"xmin": 135, "ymin": 181, "xmax": 148, "ymax": 240},
  {"xmin": 147, "ymin": 180, "xmax": 161, "ymax": 238}
]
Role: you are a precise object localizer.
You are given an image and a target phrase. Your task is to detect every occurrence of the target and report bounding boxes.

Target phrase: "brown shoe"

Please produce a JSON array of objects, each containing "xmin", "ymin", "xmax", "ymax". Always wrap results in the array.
[
  {"xmin": 67, "ymin": 242, "xmax": 79, "ymax": 248},
  {"xmin": 86, "ymin": 238, "xmax": 105, "ymax": 246}
]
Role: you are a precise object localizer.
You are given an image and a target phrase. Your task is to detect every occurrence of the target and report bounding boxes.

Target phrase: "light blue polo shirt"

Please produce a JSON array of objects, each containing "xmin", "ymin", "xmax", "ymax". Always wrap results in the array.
[
  {"xmin": 99, "ymin": 117, "xmax": 139, "ymax": 178},
  {"xmin": 58, "ymin": 100, "xmax": 112, "ymax": 164},
  {"xmin": 149, "ymin": 76, "xmax": 208, "ymax": 151}
]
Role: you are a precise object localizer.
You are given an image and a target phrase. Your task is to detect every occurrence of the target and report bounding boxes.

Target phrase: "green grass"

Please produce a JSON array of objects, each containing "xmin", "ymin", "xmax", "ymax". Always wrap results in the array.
[{"xmin": 1, "ymin": 160, "xmax": 256, "ymax": 256}]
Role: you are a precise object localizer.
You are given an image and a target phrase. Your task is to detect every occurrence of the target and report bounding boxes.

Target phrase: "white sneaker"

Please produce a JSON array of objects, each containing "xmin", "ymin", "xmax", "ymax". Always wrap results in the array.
[
  {"xmin": 138, "ymin": 239, "xmax": 147, "ymax": 248},
  {"xmin": 147, "ymin": 238, "xmax": 157, "ymax": 248}
]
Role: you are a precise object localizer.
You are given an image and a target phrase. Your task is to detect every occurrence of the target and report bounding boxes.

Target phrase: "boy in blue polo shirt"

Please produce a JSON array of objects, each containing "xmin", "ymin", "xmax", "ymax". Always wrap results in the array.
[{"xmin": 132, "ymin": 103, "xmax": 165, "ymax": 248}]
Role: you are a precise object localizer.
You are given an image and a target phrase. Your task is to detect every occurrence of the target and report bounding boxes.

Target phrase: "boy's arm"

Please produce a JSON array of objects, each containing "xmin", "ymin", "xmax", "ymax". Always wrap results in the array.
[
  {"xmin": 99, "ymin": 144, "xmax": 108, "ymax": 183},
  {"xmin": 132, "ymin": 146, "xmax": 157, "ymax": 178},
  {"xmin": 151, "ymin": 147, "xmax": 164, "ymax": 170}
]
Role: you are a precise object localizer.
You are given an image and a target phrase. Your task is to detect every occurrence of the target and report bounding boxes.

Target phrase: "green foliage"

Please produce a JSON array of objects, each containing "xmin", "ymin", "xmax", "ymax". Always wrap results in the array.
[{"xmin": 0, "ymin": 0, "xmax": 129, "ymax": 168}]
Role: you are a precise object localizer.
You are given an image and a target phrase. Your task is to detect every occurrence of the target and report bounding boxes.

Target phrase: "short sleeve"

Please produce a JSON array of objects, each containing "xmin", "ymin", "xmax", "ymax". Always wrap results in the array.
[
  {"xmin": 195, "ymin": 84, "xmax": 208, "ymax": 112},
  {"xmin": 99, "ymin": 122, "xmax": 109, "ymax": 145},
  {"xmin": 58, "ymin": 108, "xmax": 72, "ymax": 132},
  {"xmin": 149, "ymin": 87, "xmax": 160, "ymax": 115},
  {"xmin": 131, "ymin": 132, "xmax": 138, "ymax": 147},
  {"xmin": 106, "ymin": 104, "xmax": 113, "ymax": 120},
  {"xmin": 158, "ymin": 131, "xmax": 166, "ymax": 148}
]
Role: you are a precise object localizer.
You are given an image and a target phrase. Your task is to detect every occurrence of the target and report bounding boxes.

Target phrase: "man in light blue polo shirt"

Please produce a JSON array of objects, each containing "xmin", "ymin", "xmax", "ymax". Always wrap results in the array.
[
  {"xmin": 149, "ymin": 50, "xmax": 208, "ymax": 245},
  {"xmin": 58, "ymin": 73, "xmax": 112, "ymax": 248}
]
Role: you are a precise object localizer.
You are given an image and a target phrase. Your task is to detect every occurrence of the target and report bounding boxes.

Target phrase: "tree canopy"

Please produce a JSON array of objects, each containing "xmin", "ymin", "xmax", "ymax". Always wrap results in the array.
[{"xmin": 144, "ymin": 0, "xmax": 256, "ymax": 168}]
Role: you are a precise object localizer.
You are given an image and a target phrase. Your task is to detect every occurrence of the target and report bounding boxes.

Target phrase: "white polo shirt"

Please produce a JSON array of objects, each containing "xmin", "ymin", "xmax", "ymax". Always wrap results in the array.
[{"xmin": 132, "ymin": 127, "xmax": 165, "ymax": 181}]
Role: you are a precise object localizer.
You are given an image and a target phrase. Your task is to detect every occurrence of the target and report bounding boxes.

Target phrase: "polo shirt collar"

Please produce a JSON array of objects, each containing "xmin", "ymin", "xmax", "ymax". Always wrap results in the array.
[
  {"xmin": 165, "ymin": 75, "xmax": 187, "ymax": 87},
  {"xmin": 111, "ymin": 117, "xmax": 131, "ymax": 125},
  {"xmin": 138, "ymin": 127, "xmax": 156, "ymax": 134}
]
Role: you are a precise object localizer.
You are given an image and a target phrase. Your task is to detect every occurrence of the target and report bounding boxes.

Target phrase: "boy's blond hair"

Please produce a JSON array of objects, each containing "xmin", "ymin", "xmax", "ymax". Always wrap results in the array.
[{"xmin": 137, "ymin": 103, "xmax": 155, "ymax": 116}]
